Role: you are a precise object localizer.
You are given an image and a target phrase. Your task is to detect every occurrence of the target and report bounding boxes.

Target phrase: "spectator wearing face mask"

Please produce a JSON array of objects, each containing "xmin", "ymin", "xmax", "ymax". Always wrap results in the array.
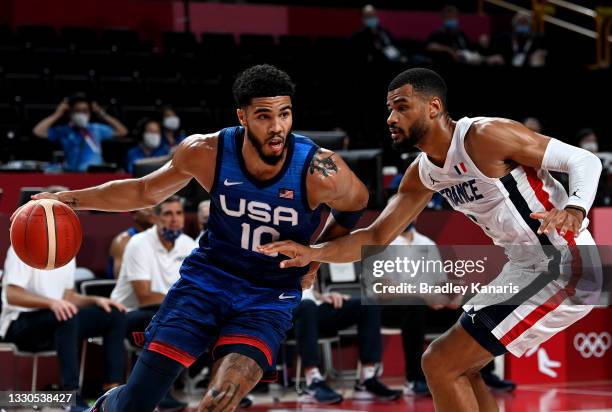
[
  {"xmin": 489, "ymin": 12, "xmax": 548, "ymax": 67},
  {"xmin": 161, "ymin": 106, "xmax": 187, "ymax": 149},
  {"xmin": 426, "ymin": 5, "xmax": 483, "ymax": 65},
  {"xmin": 125, "ymin": 118, "xmax": 170, "ymax": 174},
  {"xmin": 32, "ymin": 93, "xmax": 128, "ymax": 171},
  {"xmin": 350, "ymin": 4, "xmax": 407, "ymax": 64}
]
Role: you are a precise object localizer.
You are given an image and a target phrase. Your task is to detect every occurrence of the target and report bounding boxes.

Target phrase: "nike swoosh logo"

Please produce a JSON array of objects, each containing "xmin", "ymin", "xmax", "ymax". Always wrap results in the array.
[
  {"xmin": 279, "ymin": 293, "xmax": 295, "ymax": 300},
  {"xmin": 224, "ymin": 179, "xmax": 243, "ymax": 186}
]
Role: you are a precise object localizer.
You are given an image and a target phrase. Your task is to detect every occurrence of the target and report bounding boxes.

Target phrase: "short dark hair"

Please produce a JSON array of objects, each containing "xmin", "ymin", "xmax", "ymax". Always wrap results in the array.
[
  {"xmin": 232, "ymin": 64, "xmax": 295, "ymax": 107},
  {"xmin": 67, "ymin": 92, "xmax": 90, "ymax": 108},
  {"xmin": 388, "ymin": 68, "xmax": 448, "ymax": 110},
  {"xmin": 154, "ymin": 195, "xmax": 184, "ymax": 215}
]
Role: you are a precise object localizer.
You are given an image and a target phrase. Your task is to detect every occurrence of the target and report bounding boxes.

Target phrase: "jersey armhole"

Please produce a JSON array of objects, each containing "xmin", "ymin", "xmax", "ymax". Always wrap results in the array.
[
  {"xmin": 415, "ymin": 153, "xmax": 433, "ymax": 191},
  {"xmin": 300, "ymin": 144, "xmax": 320, "ymax": 211},
  {"xmin": 209, "ymin": 130, "xmax": 226, "ymax": 194}
]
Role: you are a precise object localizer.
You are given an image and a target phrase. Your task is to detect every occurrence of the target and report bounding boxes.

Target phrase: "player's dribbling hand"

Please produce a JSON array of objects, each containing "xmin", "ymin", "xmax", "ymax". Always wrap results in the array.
[
  {"xmin": 257, "ymin": 240, "xmax": 314, "ymax": 268},
  {"xmin": 49, "ymin": 299, "xmax": 79, "ymax": 321},
  {"xmin": 530, "ymin": 207, "xmax": 583, "ymax": 237}
]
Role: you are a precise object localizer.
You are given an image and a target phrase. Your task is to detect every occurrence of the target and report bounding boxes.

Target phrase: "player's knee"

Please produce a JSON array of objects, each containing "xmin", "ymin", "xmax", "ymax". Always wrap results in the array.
[{"xmin": 421, "ymin": 341, "xmax": 449, "ymax": 382}]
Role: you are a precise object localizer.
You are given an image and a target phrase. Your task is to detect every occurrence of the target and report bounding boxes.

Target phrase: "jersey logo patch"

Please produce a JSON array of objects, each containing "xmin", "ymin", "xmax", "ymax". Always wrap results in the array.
[
  {"xmin": 453, "ymin": 162, "xmax": 468, "ymax": 175},
  {"xmin": 224, "ymin": 178, "xmax": 243, "ymax": 186},
  {"xmin": 279, "ymin": 293, "xmax": 295, "ymax": 300},
  {"xmin": 279, "ymin": 188, "xmax": 294, "ymax": 199}
]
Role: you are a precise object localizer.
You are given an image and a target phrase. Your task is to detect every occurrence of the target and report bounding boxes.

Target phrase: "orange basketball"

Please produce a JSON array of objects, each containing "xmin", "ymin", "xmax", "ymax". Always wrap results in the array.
[{"xmin": 10, "ymin": 199, "xmax": 82, "ymax": 270}]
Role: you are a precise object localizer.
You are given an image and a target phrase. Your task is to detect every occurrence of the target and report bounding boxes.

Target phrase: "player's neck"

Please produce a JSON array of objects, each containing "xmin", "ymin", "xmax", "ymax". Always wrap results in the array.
[
  {"xmin": 242, "ymin": 136, "xmax": 287, "ymax": 180},
  {"xmin": 418, "ymin": 116, "xmax": 455, "ymax": 167}
]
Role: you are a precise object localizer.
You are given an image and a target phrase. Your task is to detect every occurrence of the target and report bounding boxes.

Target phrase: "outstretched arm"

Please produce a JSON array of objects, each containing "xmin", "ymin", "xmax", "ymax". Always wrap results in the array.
[
  {"xmin": 259, "ymin": 161, "xmax": 432, "ymax": 266},
  {"xmin": 25, "ymin": 134, "xmax": 217, "ymax": 213},
  {"xmin": 472, "ymin": 119, "xmax": 602, "ymax": 235}
]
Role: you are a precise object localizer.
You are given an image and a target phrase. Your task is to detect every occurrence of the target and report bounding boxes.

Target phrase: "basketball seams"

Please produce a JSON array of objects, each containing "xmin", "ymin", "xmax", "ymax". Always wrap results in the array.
[{"xmin": 40, "ymin": 200, "xmax": 57, "ymax": 270}]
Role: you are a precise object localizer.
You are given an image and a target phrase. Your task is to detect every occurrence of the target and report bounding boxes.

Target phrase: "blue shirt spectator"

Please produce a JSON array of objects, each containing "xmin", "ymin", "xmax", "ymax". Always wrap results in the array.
[
  {"xmin": 126, "ymin": 118, "xmax": 169, "ymax": 174},
  {"xmin": 48, "ymin": 123, "xmax": 114, "ymax": 171},
  {"xmin": 32, "ymin": 94, "xmax": 128, "ymax": 172},
  {"xmin": 125, "ymin": 144, "xmax": 170, "ymax": 174},
  {"xmin": 161, "ymin": 106, "xmax": 187, "ymax": 148}
]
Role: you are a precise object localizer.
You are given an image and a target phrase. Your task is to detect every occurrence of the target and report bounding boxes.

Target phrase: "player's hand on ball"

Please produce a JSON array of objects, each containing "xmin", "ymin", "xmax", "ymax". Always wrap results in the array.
[
  {"xmin": 257, "ymin": 240, "xmax": 314, "ymax": 268},
  {"xmin": 50, "ymin": 299, "xmax": 78, "ymax": 321},
  {"xmin": 530, "ymin": 207, "xmax": 583, "ymax": 236},
  {"xmin": 94, "ymin": 297, "xmax": 127, "ymax": 313}
]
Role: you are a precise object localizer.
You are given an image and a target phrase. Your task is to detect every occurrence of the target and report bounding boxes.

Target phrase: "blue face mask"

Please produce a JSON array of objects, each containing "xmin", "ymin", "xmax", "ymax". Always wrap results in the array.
[
  {"xmin": 515, "ymin": 25, "xmax": 531, "ymax": 35},
  {"xmin": 364, "ymin": 16, "xmax": 379, "ymax": 29},
  {"xmin": 444, "ymin": 18, "xmax": 459, "ymax": 30},
  {"xmin": 161, "ymin": 227, "xmax": 182, "ymax": 243}
]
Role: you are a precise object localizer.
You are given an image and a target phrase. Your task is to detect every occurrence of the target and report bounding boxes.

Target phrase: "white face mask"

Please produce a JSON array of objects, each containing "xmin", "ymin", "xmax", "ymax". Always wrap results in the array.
[
  {"xmin": 163, "ymin": 116, "xmax": 180, "ymax": 131},
  {"xmin": 580, "ymin": 141, "xmax": 598, "ymax": 153},
  {"xmin": 71, "ymin": 113, "xmax": 90, "ymax": 128},
  {"xmin": 143, "ymin": 132, "xmax": 161, "ymax": 149}
]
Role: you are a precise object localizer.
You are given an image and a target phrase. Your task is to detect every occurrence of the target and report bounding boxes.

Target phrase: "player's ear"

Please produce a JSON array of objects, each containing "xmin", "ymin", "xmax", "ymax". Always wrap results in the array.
[
  {"xmin": 237, "ymin": 108, "xmax": 247, "ymax": 127},
  {"xmin": 429, "ymin": 98, "xmax": 443, "ymax": 119}
]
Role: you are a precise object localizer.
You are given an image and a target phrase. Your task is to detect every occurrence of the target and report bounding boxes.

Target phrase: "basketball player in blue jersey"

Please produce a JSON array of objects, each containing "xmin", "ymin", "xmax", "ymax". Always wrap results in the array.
[
  {"xmin": 27, "ymin": 65, "xmax": 369, "ymax": 412},
  {"xmin": 259, "ymin": 68, "xmax": 603, "ymax": 412}
]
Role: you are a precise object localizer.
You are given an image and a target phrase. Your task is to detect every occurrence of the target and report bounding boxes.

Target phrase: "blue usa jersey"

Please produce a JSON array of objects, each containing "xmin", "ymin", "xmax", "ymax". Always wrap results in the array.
[{"xmin": 182, "ymin": 126, "xmax": 322, "ymax": 290}]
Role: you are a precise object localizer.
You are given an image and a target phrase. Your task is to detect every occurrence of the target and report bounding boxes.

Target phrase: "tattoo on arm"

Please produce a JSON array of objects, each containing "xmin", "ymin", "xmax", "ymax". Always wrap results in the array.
[{"xmin": 309, "ymin": 149, "xmax": 338, "ymax": 177}]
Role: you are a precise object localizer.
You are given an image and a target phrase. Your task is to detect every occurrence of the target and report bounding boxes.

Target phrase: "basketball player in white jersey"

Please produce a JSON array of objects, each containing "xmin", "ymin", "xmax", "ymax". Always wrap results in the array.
[{"xmin": 259, "ymin": 68, "xmax": 603, "ymax": 411}]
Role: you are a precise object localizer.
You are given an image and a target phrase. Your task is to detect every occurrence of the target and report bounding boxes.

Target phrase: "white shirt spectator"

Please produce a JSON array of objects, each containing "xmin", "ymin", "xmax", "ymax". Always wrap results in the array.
[
  {"xmin": 0, "ymin": 247, "xmax": 76, "ymax": 337},
  {"xmin": 111, "ymin": 226, "xmax": 196, "ymax": 311}
]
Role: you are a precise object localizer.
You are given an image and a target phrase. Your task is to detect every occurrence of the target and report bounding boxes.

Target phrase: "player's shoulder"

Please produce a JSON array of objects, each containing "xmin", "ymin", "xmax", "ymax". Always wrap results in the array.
[
  {"xmin": 306, "ymin": 147, "xmax": 342, "ymax": 190},
  {"xmin": 177, "ymin": 132, "xmax": 219, "ymax": 153},
  {"xmin": 470, "ymin": 117, "xmax": 521, "ymax": 137}
]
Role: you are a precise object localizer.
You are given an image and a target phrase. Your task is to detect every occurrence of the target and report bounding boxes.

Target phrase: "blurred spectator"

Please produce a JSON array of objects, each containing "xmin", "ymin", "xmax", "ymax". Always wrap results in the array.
[
  {"xmin": 426, "ymin": 5, "xmax": 482, "ymax": 65},
  {"xmin": 489, "ymin": 12, "xmax": 547, "ymax": 68},
  {"xmin": 32, "ymin": 93, "xmax": 128, "ymax": 172},
  {"xmin": 351, "ymin": 4, "xmax": 407, "ymax": 64},
  {"xmin": 1, "ymin": 248, "xmax": 127, "ymax": 411},
  {"xmin": 161, "ymin": 105, "xmax": 187, "ymax": 149},
  {"xmin": 576, "ymin": 128, "xmax": 599, "ymax": 153},
  {"xmin": 196, "ymin": 200, "xmax": 211, "ymax": 242},
  {"xmin": 110, "ymin": 196, "xmax": 195, "ymax": 410},
  {"xmin": 523, "ymin": 116, "xmax": 542, "ymax": 133},
  {"xmin": 107, "ymin": 208, "xmax": 156, "ymax": 279},
  {"xmin": 294, "ymin": 285, "xmax": 401, "ymax": 403},
  {"xmin": 125, "ymin": 118, "xmax": 170, "ymax": 174}
]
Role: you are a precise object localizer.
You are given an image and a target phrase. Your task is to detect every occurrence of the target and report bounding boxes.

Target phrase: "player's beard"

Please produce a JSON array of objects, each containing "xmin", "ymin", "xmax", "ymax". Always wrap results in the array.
[
  {"xmin": 392, "ymin": 118, "xmax": 428, "ymax": 152},
  {"xmin": 246, "ymin": 128, "xmax": 286, "ymax": 166}
]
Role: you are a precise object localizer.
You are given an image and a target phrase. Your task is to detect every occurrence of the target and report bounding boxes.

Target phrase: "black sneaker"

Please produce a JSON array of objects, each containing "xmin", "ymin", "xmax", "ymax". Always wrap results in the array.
[
  {"xmin": 298, "ymin": 378, "xmax": 343, "ymax": 404},
  {"xmin": 481, "ymin": 371, "xmax": 516, "ymax": 392},
  {"xmin": 85, "ymin": 386, "xmax": 121, "ymax": 412},
  {"xmin": 404, "ymin": 380, "xmax": 430, "ymax": 396},
  {"xmin": 157, "ymin": 392, "xmax": 188, "ymax": 411},
  {"xmin": 354, "ymin": 377, "xmax": 402, "ymax": 401}
]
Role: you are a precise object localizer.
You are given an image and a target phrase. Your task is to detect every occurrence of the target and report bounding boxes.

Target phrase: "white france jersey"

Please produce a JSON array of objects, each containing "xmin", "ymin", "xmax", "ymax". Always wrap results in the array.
[{"xmin": 417, "ymin": 116, "xmax": 589, "ymax": 263}]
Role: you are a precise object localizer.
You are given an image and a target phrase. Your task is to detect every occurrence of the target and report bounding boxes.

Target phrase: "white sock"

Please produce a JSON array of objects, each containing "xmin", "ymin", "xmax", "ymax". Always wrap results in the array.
[
  {"xmin": 305, "ymin": 368, "xmax": 323, "ymax": 386},
  {"xmin": 361, "ymin": 365, "xmax": 377, "ymax": 382}
]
